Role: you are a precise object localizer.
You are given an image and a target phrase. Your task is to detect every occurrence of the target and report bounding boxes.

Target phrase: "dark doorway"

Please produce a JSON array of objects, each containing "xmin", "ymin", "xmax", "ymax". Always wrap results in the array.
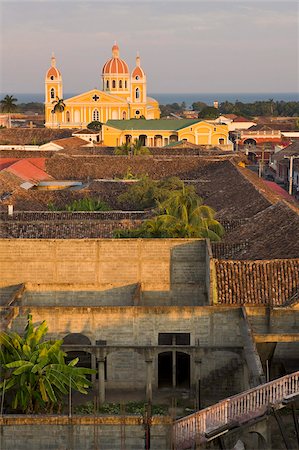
[
  {"xmin": 63, "ymin": 333, "xmax": 92, "ymax": 377},
  {"xmin": 139, "ymin": 134, "xmax": 147, "ymax": 146},
  {"xmin": 158, "ymin": 352, "xmax": 172, "ymax": 387},
  {"xmin": 176, "ymin": 352, "xmax": 190, "ymax": 388}
]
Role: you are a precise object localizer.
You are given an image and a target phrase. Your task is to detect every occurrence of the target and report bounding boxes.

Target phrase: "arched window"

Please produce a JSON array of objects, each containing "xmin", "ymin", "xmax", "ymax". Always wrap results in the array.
[
  {"xmin": 106, "ymin": 80, "xmax": 109, "ymax": 89},
  {"xmin": 135, "ymin": 88, "xmax": 140, "ymax": 100},
  {"xmin": 66, "ymin": 111, "xmax": 70, "ymax": 123},
  {"xmin": 125, "ymin": 80, "xmax": 127, "ymax": 89},
  {"xmin": 50, "ymin": 88, "xmax": 55, "ymax": 99},
  {"xmin": 122, "ymin": 111, "xmax": 127, "ymax": 120},
  {"xmin": 93, "ymin": 109, "xmax": 99, "ymax": 121},
  {"xmin": 112, "ymin": 80, "xmax": 116, "ymax": 88},
  {"xmin": 119, "ymin": 80, "xmax": 122, "ymax": 89}
]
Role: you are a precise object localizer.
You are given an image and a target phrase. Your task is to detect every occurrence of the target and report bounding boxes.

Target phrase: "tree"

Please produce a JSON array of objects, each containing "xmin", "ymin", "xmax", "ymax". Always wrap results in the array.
[
  {"xmin": 117, "ymin": 176, "xmax": 183, "ymax": 210},
  {"xmin": 0, "ymin": 315, "xmax": 94, "ymax": 413},
  {"xmin": 192, "ymin": 101, "xmax": 207, "ymax": 112},
  {"xmin": 198, "ymin": 106, "xmax": 220, "ymax": 120},
  {"xmin": 0, "ymin": 95, "xmax": 18, "ymax": 128},
  {"xmin": 87, "ymin": 121, "xmax": 102, "ymax": 131},
  {"xmin": 114, "ymin": 139, "xmax": 150, "ymax": 156},
  {"xmin": 115, "ymin": 184, "xmax": 224, "ymax": 241},
  {"xmin": 156, "ymin": 185, "xmax": 224, "ymax": 240},
  {"xmin": 52, "ymin": 97, "xmax": 66, "ymax": 128}
]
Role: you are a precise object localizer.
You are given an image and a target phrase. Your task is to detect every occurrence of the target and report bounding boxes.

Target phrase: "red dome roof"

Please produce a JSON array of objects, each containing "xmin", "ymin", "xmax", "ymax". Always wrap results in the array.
[
  {"xmin": 102, "ymin": 43, "xmax": 129, "ymax": 75},
  {"xmin": 46, "ymin": 66, "xmax": 61, "ymax": 78},
  {"xmin": 102, "ymin": 58, "xmax": 129, "ymax": 75}
]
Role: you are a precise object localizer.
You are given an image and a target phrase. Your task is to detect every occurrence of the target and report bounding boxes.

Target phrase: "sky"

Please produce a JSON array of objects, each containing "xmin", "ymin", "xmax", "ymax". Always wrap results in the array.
[{"xmin": 0, "ymin": 0, "xmax": 298, "ymax": 94}]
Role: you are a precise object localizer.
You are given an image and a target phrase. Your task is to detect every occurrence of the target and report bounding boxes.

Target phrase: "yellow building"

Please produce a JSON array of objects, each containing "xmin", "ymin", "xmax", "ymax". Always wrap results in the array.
[
  {"xmin": 45, "ymin": 43, "xmax": 160, "ymax": 128},
  {"xmin": 102, "ymin": 119, "xmax": 231, "ymax": 148}
]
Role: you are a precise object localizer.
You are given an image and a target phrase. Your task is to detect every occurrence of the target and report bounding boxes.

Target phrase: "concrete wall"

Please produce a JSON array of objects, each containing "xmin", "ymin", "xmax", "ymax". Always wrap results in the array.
[
  {"xmin": 0, "ymin": 239, "xmax": 208, "ymax": 306},
  {"xmin": 8, "ymin": 305, "xmax": 244, "ymax": 392},
  {"xmin": 0, "ymin": 416, "xmax": 171, "ymax": 450}
]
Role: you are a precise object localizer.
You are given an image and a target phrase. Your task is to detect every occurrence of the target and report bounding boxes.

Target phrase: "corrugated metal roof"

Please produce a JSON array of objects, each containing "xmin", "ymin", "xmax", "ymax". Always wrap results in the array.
[{"xmin": 105, "ymin": 119, "xmax": 201, "ymax": 131}]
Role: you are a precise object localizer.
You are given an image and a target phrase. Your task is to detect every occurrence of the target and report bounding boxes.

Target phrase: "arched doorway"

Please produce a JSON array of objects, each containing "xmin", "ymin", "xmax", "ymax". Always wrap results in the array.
[
  {"xmin": 74, "ymin": 110, "xmax": 81, "ymax": 124},
  {"xmin": 63, "ymin": 333, "xmax": 92, "ymax": 373},
  {"xmin": 169, "ymin": 134, "xmax": 178, "ymax": 143},
  {"xmin": 158, "ymin": 351, "xmax": 190, "ymax": 388},
  {"xmin": 154, "ymin": 135, "xmax": 163, "ymax": 147},
  {"xmin": 244, "ymin": 138, "xmax": 257, "ymax": 147},
  {"xmin": 139, "ymin": 134, "xmax": 147, "ymax": 146}
]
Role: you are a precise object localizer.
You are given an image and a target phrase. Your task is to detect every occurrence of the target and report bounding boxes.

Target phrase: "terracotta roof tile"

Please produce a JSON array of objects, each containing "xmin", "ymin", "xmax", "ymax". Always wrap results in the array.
[
  {"xmin": 4, "ymin": 160, "xmax": 52, "ymax": 183},
  {"xmin": 215, "ymin": 258, "xmax": 299, "ymax": 305}
]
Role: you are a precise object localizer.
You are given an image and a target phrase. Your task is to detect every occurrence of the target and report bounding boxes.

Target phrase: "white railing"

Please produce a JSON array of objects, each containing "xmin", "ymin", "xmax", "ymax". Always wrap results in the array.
[{"xmin": 173, "ymin": 371, "xmax": 299, "ymax": 449}]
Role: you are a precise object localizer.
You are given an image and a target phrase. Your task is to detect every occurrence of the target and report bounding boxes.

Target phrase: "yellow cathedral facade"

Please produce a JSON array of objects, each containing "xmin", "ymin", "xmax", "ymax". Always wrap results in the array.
[{"xmin": 45, "ymin": 43, "xmax": 160, "ymax": 128}]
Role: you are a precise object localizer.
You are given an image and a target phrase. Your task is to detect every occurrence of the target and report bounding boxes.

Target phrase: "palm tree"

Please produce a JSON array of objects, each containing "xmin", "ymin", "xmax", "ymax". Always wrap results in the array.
[
  {"xmin": 52, "ymin": 96, "xmax": 66, "ymax": 128},
  {"xmin": 114, "ymin": 139, "xmax": 150, "ymax": 156},
  {"xmin": 0, "ymin": 95, "xmax": 18, "ymax": 128},
  {"xmin": 156, "ymin": 186, "xmax": 225, "ymax": 241},
  {"xmin": 0, "ymin": 315, "xmax": 94, "ymax": 413}
]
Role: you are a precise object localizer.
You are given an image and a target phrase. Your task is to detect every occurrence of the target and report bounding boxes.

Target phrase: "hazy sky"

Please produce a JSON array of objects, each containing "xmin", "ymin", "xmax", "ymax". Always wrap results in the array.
[{"xmin": 0, "ymin": 0, "xmax": 298, "ymax": 94}]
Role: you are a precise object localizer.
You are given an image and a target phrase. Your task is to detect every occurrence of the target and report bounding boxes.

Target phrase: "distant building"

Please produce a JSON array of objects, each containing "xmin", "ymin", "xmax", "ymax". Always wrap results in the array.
[
  {"xmin": 45, "ymin": 43, "xmax": 160, "ymax": 129},
  {"xmin": 102, "ymin": 119, "xmax": 232, "ymax": 148}
]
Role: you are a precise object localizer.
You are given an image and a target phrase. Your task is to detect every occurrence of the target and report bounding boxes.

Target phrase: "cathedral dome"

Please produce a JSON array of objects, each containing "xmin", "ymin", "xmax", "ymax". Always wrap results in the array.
[{"xmin": 102, "ymin": 43, "xmax": 129, "ymax": 75}]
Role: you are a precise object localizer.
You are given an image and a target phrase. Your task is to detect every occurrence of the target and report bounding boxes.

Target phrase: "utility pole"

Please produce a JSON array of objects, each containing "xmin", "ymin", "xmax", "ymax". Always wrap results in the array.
[
  {"xmin": 284, "ymin": 155, "xmax": 299, "ymax": 195},
  {"xmin": 259, "ymin": 143, "xmax": 265, "ymax": 178}
]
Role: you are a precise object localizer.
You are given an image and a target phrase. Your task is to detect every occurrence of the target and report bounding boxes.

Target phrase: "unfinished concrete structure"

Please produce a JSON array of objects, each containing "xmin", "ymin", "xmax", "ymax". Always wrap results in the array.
[{"xmin": 1, "ymin": 238, "xmax": 298, "ymax": 412}]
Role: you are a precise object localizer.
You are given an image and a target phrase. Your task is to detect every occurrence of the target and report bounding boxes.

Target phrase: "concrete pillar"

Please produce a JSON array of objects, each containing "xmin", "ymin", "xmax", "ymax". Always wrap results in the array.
[
  {"xmin": 98, "ymin": 359, "xmax": 105, "ymax": 406},
  {"xmin": 194, "ymin": 357, "xmax": 202, "ymax": 410},
  {"xmin": 91, "ymin": 354, "xmax": 96, "ymax": 384},
  {"xmin": 145, "ymin": 359, "xmax": 153, "ymax": 404}
]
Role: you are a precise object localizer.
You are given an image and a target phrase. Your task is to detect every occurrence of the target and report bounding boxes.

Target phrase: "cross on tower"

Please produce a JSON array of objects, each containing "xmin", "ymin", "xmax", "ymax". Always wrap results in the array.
[{"xmin": 92, "ymin": 94, "xmax": 100, "ymax": 101}]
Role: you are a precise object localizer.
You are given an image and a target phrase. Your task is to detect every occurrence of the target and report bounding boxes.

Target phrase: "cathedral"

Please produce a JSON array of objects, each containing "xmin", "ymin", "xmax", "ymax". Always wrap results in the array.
[{"xmin": 45, "ymin": 43, "xmax": 160, "ymax": 128}]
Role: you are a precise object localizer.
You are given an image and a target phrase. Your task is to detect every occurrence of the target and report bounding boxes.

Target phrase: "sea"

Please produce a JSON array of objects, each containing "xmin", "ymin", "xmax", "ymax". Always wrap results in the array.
[{"xmin": 2, "ymin": 92, "xmax": 298, "ymax": 107}]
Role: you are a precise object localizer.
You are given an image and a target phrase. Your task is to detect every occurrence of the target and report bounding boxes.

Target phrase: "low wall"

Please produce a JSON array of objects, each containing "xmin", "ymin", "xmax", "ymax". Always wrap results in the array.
[{"xmin": 0, "ymin": 415, "xmax": 171, "ymax": 450}]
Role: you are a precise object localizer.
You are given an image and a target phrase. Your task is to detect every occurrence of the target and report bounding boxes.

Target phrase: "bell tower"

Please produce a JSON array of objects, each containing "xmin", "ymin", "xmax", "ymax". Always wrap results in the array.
[
  {"xmin": 45, "ymin": 53, "xmax": 63, "ymax": 104},
  {"xmin": 131, "ymin": 52, "xmax": 147, "ymax": 104}
]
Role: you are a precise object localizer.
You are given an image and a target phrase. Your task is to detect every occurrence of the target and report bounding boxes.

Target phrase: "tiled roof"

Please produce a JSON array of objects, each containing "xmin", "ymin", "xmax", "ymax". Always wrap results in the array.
[
  {"xmin": 271, "ymin": 141, "xmax": 299, "ymax": 162},
  {"xmin": 215, "ymin": 258, "xmax": 299, "ymax": 305},
  {"xmin": 222, "ymin": 202, "xmax": 299, "ymax": 260},
  {"xmin": 4, "ymin": 159, "xmax": 52, "ymax": 183},
  {"xmin": 105, "ymin": 119, "xmax": 201, "ymax": 131},
  {"xmin": 73, "ymin": 129, "xmax": 99, "ymax": 135},
  {"xmin": 51, "ymin": 137, "xmax": 87, "ymax": 149},
  {"xmin": 233, "ymin": 116, "xmax": 252, "ymax": 122}
]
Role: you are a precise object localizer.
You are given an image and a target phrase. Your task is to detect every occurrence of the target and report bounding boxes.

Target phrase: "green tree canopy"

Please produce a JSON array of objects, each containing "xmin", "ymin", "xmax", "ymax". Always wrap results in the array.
[
  {"xmin": 115, "ymin": 183, "xmax": 224, "ymax": 241},
  {"xmin": 198, "ymin": 106, "xmax": 220, "ymax": 120},
  {"xmin": 192, "ymin": 101, "xmax": 207, "ymax": 112},
  {"xmin": 0, "ymin": 315, "xmax": 95, "ymax": 413},
  {"xmin": 114, "ymin": 139, "xmax": 151, "ymax": 156},
  {"xmin": 87, "ymin": 120, "xmax": 102, "ymax": 131},
  {"xmin": 117, "ymin": 176, "xmax": 184, "ymax": 210}
]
